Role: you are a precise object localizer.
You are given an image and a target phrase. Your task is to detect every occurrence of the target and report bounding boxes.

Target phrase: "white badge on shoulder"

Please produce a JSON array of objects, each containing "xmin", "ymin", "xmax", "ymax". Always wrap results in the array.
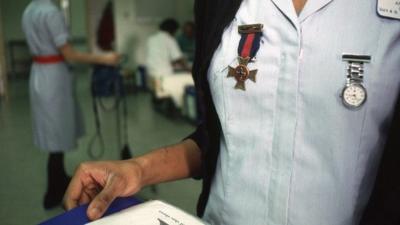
[{"xmin": 377, "ymin": 0, "xmax": 400, "ymax": 20}]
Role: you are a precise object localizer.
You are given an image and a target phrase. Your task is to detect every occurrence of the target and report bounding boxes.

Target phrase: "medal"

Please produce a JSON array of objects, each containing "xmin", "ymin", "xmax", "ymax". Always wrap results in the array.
[
  {"xmin": 227, "ymin": 24, "xmax": 263, "ymax": 91},
  {"xmin": 341, "ymin": 54, "xmax": 371, "ymax": 109},
  {"xmin": 228, "ymin": 57, "xmax": 257, "ymax": 90}
]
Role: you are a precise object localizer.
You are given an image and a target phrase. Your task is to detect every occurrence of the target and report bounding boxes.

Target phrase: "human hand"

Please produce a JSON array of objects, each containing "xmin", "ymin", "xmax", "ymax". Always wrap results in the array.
[
  {"xmin": 102, "ymin": 52, "xmax": 121, "ymax": 66},
  {"xmin": 63, "ymin": 160, "xmax": 143, "ymax": 220}
]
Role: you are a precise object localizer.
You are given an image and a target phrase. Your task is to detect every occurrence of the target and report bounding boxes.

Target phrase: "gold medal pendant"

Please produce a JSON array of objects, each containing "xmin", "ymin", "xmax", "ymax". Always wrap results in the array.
[
  {"xmin": 227, "ymin": 57, "xmax": 257, "ymax": 91},
  {"xmin": 228, "ymin": 23, "xmax": 263, "ymax": 91}
]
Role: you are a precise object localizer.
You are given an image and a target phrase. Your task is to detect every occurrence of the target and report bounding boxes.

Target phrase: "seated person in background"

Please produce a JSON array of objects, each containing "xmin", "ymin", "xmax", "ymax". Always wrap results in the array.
[
  {"xmin": 177, "ymin": 21, "xmax": 195, "ymax": 63},
  {"xmin": 145, "ymin": 18, "xmax": 193, "ymax": 110}
]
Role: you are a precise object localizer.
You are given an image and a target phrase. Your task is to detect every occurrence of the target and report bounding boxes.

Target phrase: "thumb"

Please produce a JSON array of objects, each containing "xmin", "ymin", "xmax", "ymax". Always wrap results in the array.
[{"xmin": 87, "ymin": 174, "xmax": 122, "ymax": 220}]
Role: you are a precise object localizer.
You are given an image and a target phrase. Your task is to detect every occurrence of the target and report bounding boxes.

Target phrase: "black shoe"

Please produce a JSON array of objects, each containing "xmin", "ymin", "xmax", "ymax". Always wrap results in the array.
[
  {"xmin": 120, "ymin": 145, "xmax": 132, "ymax": 160},
  {"xmin": 43, "ymin": 176, "xmax": 71, "ymax": 210}
]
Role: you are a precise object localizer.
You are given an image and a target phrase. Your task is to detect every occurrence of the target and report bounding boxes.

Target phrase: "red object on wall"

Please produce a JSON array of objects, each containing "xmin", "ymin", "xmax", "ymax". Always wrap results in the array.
[{"xmin": 97, "ymin": 1, "xmax": 115, "ymax": 51}]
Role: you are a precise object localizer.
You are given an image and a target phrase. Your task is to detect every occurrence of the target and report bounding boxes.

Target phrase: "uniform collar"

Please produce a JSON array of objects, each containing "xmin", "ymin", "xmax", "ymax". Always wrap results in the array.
[
  {"xmin": 270, "ymin": 0, "xmax": 300, "ymax": 30},
  {"xmin": 298, "ymin": 0, "xmax": 334, "ymax": 22},
  {"xmin": 270, "ymin": 0, "xmax": 335, "ymax": 30}
]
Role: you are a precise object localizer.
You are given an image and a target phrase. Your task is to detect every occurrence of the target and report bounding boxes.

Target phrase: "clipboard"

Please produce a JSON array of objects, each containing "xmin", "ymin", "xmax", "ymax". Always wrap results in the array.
[{"xmin": 38, "ymin": 197, "xmax": 141, "ymax": 225}]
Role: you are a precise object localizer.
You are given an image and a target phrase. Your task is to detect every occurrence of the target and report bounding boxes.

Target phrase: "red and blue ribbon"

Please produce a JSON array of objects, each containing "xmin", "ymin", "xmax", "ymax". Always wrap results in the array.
[{"xmin": 238, "ymin": 32, "xmax": 262, "ymax": 60}]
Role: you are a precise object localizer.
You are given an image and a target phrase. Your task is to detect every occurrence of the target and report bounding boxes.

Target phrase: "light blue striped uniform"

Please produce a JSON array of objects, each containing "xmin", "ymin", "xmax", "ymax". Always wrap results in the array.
[
  {"xmin": 22, "ymin": 0, "xmax": 84, "ymax": 152},
  {"xmin": 203, "ymin": 0, "xmax": 400, "ymax": 224}
]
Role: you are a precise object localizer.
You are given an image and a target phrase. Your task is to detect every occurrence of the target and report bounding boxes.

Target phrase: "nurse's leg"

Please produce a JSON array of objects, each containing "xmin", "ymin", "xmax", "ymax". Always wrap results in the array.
[{"xmin": 43, "ymin": 152, "xmax": 71, "ymax": 209}]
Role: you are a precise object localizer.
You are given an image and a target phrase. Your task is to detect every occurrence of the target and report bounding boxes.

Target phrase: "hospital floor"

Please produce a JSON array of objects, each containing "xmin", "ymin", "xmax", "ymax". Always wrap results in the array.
[{"xmin": 0, "ymin": 70, "xmax": 201, "ymax": 225}]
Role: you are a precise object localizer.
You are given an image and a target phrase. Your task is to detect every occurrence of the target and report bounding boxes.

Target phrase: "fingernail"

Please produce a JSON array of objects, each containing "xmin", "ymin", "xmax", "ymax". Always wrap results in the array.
[{"xmin": 89, "ymin": 207, "xmax": 100, "ymax": 219}]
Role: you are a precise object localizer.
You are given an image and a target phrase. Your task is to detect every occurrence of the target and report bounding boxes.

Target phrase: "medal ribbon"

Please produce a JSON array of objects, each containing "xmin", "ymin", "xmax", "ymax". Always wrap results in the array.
[{"xmin": 238, "ymin": 32, "xmax": 262, "ymax": 60}]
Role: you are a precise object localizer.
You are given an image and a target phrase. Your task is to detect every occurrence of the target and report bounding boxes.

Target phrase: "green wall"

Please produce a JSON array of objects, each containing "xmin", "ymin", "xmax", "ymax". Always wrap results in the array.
[
  {"xmin": 69, "ymin": 0, "xmax": 87, "ymax": 38},
  {"xmin": 1, "ymin": 0, "xmax": 31, "ymax": 41},
  {"xmin": 1, "ymin": 0, "xmax": 87, "ymax": 42},
  {"xmin": 0, "ymin": 0, "xmax": 88, "ymax": 73}
]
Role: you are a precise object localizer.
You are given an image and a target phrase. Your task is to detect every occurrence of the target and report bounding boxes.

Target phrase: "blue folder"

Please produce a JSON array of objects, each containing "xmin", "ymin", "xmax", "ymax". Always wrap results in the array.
[{"xmin": 38, "ymin": 197, "xmax": 142, "ymax": 225}]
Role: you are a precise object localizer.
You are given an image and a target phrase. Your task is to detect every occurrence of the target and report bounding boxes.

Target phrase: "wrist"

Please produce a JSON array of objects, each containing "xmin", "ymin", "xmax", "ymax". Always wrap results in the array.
[
  {"xmin": 129, "ymin": 157, "xmax": 149, "ymax": 187},
  {"xmin": 96, "ymin": 55, "xmax": 106, "ymax": 65}
]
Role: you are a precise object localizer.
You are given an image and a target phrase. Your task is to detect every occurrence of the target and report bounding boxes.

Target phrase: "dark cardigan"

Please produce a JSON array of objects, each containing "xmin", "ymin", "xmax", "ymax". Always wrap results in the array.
[
  {"xmin": 190, "ymin": 0, "xmax": 400, "ymax": 223},
  {"xmin": 190, "ymin": 0, "xmax": 243, "ymax": 217},
  {"xmin": 359, "ymin": 95, "xmax": 400, "ymax": 224}
]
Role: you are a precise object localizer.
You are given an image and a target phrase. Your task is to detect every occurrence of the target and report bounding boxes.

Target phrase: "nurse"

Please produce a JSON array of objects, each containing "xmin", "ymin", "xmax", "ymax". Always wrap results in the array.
[
  {"xmin": 22, "ymin": 0, "xmax": 119, "ymax": 209},
  {"xmin": 64, "ymin": 0, "xmax": 400, "ymax": 224}
]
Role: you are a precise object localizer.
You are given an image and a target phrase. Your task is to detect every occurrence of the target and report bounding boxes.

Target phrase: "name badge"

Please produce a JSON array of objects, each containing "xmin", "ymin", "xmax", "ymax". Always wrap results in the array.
[{"xmin": 377, "ymin": 0, "xmax": 400, "ymax": 20}]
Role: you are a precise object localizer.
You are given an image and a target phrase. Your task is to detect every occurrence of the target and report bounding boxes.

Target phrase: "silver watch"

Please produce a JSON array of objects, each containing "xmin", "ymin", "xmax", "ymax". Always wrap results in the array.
[{"xmin": 341, "ymin": 54, "xmax": 371, "ymax": 109}]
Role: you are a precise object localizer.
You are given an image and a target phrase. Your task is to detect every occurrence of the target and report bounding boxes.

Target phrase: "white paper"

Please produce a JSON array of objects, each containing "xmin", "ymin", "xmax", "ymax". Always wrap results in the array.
[
  {"xmin": 377, "ymin": 0, "xmax": 400, "ymax": 20},
  {"xmin": 86, "ymin": 200, "xmax": 205, "ymax": 225}
]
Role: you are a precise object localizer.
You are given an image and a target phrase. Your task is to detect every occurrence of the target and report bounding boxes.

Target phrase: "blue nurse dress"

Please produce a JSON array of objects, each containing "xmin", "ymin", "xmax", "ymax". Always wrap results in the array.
[{"xmin": 22, "ymin": 0, "xmax": 84, "ymax": 152}]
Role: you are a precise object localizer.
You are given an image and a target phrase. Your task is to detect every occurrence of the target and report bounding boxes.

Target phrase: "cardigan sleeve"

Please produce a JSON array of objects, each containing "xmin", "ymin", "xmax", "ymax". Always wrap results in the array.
[
  {"xmin": 359, "ymin": 94, "xmax": 400, "ymax": 225},
  {"xmin": 184, "ymin": 0, "xmax": 211, "ymax": 167},
  {"xmin": 185, "ymin": 121, "xmax": 208, "ymax": 153}
]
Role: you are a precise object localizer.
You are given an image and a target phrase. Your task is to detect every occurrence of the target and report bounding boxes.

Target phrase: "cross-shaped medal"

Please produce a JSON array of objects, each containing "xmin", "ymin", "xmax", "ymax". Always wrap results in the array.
[
  {"xmin": 227, "ymin": 23, "xmax": 263, "ymax": 91},
  {"xmin": 227, "ymin": 57, "xmax": 257, "ymax": 91}
]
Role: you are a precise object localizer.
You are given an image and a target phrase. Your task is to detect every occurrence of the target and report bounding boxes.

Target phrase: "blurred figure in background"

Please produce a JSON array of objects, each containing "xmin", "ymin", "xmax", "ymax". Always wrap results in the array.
[
  {"xmin": 22, "ymin": 0, "xmax": 120, "ymax": 209},
  {"xmin": 177, "ymin": 21, "xmax": 195, "ymax": 63},
  {"xmin": 146, "ymin": 18, "xmax": 193, "ymax": 112}
]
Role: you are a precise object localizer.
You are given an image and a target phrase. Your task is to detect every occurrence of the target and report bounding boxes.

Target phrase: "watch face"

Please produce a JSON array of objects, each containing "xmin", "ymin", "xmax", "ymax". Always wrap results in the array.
[{"xmin": 342, "ymin": 84, "xmax": 367, "ymax": 109}]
